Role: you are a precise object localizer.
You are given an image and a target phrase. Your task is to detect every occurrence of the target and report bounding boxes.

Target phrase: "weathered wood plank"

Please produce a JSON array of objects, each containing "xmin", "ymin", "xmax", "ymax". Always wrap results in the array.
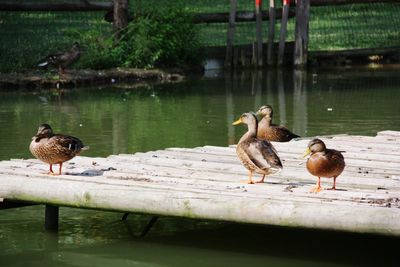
[
  {"xmin": 293, "ymin": 0, "xmax": 310, "ymax": 67},
  {"xmin": 0, "ymin": 132, "xmax": 399, "ymax": 236},
  {"xmin": 225, "ymin": 0, "xmax": 237, "ymax": 68},
  {"xmin": 1, "ymin": 173, "xmax": 399, "ymax": 235}
]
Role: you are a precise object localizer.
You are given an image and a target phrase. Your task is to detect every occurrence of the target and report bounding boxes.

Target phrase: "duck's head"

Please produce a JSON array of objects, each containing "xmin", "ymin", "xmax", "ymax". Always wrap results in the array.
[
  {"xmin": 232, "ymin": 112, "xmax": 258, "ymax": 126},
  {"xmin": 256, "ymin": 105, "xmax": 273, "ymax": 117},
  {"xmin": 35, "ymin": 124, "xmax": 54, "ymax": 138},
  {"xmin": 303, "ymin": 138, "xmax": 326, "ymax": 157}
]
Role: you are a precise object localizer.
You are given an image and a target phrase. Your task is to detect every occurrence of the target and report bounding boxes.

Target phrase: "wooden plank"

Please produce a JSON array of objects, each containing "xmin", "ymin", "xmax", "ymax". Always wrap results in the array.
[
  {"xmin": 255, "ymin": 0, "xmax": 264, "ymax": 67},
  {"xmin": 1, "ymin": 173, "xmax": 399, "ymax": 236},
  {"xmin": 0, "ymin": 2, "xmax": 112, "ymax": 11},
  {"xmin": 277, "ymin": 0, "xmax": 290, "ymax": 66},
  {"xmin": 193, "ymin": 9, "xmax": 295, "ymax": 24},
  {"xmin": 293, "ymin": 0, "xmax": 310, "ymax": 67},
  {"xmin": 267, "ymin": 0, "xmax": 276, "ymax": 65},
  {"xmin": 310, "ymin": 0, "xmax": 399, "ymax": 6},
  {"xmin": 0, "ymin": 132, "xmax": 399, "ymax": 236},
  {"xmin": 225, "ymin": 0, "xmax": 237, "ymax": 68}
]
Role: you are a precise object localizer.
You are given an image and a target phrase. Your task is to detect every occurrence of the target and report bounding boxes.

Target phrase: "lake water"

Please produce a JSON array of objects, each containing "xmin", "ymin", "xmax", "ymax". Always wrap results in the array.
[{"xmin": 0, "ymin": 67, "xmax": 399, "ymax": 266}]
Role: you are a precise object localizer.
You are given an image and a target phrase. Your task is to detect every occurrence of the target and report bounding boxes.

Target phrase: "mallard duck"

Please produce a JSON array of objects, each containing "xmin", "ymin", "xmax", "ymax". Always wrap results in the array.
[
  {"xmin": 29, "ymin": 124, "xmax": 89, "ymax": 175},
  {"xmin": 232, "ymin": 112, "xmax": 283, "ymax": 184},
  {"xmin": 303, "ymin": 138, "xmax": 345, "ymax": 193},
  {"xmin": 38, "ymin": 42, "xmax": 81, "ymax": 74},
  {"xmin": 256, "ymin": 105, "xmax": 300, "ymax": 142}
]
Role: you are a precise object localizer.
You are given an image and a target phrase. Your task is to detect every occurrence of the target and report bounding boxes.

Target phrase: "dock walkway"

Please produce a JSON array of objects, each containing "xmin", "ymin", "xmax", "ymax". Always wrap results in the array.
[{"xmin": 1, "ymin": 131, "xmax": 400, "ymax": 236}]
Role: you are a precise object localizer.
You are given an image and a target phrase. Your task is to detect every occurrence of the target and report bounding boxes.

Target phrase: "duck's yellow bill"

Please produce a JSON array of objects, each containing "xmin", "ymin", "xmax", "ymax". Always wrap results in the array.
[
  {"xmin": 302, "ymin": 148, "xmax": 311, "ymax": 158},
  {"xmin": 232, "ymin": 118, "xmax": 242, "ymax": 125}
]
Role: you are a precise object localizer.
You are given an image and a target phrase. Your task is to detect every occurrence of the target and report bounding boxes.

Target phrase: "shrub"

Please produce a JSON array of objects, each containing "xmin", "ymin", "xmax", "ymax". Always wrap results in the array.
[{"xmin": 77, "ymin": 6, "xmax": 202, "ymax": 70}]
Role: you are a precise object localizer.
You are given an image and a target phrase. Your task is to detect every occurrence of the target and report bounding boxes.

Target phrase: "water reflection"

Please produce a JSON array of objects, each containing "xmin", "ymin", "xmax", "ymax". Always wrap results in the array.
[
  {"xmin": 1, "ymin": 67, "xmax": 400, "ymax": 267},
  {"xmin": 0, "ymin": 67, "xmax": 400, "ymax": 162}
]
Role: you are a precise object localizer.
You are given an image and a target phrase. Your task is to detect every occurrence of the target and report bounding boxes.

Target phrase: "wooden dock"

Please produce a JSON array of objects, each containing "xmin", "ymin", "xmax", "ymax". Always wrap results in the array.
[{"xmin": 1, "ymin": 131, "xmax": 400, "ymax": 236}]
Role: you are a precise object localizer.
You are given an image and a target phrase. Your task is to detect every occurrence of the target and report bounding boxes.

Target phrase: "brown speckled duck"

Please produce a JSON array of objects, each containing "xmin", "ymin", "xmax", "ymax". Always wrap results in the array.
[
  {"xmin": 232, "ymin": 112, "xmax": 283, "ymax": 184},
  {"xmin": 256, "ymin": 105, "xmax": 299, "ymax": 142},
  {"xmin": 38, "ymin": 42, "xmax": 81, "ymax": 74},
  {"xmin": 303, "ymin": 138, "xmax": 345, "ymax": 193},
  {"xmin": 29, "ymin": 124, "xmax": 89, "ymax": 175}
]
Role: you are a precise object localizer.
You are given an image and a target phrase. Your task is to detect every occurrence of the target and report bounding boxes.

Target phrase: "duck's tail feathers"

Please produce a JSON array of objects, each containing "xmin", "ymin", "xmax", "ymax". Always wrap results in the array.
[{"xmin": 82, "ymin": 146, "xmax": 90, "ymax": 151}]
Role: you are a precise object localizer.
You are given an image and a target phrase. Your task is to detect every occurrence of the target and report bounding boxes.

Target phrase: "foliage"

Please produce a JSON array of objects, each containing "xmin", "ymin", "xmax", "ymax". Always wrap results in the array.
[{"xmin": 74, "ymin": 5, "xmax": 202, "ymax": 70}]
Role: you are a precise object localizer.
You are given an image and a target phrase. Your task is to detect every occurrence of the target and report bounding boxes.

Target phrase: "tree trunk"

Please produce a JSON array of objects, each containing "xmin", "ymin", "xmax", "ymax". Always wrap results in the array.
[{"xmin": 113, "ymin": 0, "xmax": 129, "ymax": 33}]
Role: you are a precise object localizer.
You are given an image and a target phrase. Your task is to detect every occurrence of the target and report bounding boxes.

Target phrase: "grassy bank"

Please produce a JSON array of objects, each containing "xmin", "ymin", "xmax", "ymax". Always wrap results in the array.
[{"xmin": 0, "ymin": 1, "xmax": 399, "ymax": 72}]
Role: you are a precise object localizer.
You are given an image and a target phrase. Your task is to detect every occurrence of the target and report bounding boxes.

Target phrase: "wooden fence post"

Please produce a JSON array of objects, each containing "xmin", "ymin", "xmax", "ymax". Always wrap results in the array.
[
  {"xmin": 267, "ymin": 0, "xmax": 276, "ymax": 65},
  {"xmin": 113, "ymin": 0, "xmax": 129, "ymax": 34},
  {"xmin": 255, "ymin": 0, "xmax": 263, "ymax": 67},
  {"xmin": 277, "ymin": 0, "xmax": 290, "ymax": 66},
  {"xmin": 294, "ymin": 0, "xmax": 310, "ymax": 67},
  {"xmin": 225, "ymin": 0, "xmax": 237, "ymax": 68}
]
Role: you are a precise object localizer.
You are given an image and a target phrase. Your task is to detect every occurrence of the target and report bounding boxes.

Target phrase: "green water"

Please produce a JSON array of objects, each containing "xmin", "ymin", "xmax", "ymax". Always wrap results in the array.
[{"xmin": 0, "ymin": 67, "xmax": 399, "ymax": 266}]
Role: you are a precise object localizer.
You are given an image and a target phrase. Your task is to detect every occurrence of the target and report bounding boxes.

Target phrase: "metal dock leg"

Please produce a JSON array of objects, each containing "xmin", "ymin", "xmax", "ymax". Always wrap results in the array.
[{"xmin": 139, "ymin": 216, "xmax": 159, "ymax": 237}]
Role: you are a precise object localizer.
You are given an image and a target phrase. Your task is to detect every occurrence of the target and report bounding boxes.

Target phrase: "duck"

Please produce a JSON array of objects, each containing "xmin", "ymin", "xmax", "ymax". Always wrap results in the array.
[
  {"xmin": 256, "ymin": 105, "xmax": 300, "ymax": 142},
  {"xmin": 303, "ymin": 138, "xmax": 345, "ymax": 193},
  {"xmin": 29, "ymin": 124, "xmax": 89, "ymax": 175},
  {"xmin": 232, "ymin": 112, "xmax": 283, "ymax": 184},
  {"xmin": 38, "ymin": 42, "xmax": 81, "ymax": 74}
]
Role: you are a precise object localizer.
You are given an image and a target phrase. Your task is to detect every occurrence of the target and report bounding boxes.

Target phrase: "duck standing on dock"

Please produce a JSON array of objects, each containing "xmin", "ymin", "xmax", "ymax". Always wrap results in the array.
[
  {"xmin": 37, "ymin": 42, "xmax": 81, "ymax": 74},
  {"xmin": 232, "ymin": 112, "xmax": 283, "ymax": 184},
  {"xmin": 303, "ymin": 138, "xmax": 345, "ymax": 193},
  {"xmin": 29, "ymin": 124, "xmax": 89, "ymax": 175},
  {"xmin": 256, "ymin": 105, "xmax": 300, "ymax": 142}
]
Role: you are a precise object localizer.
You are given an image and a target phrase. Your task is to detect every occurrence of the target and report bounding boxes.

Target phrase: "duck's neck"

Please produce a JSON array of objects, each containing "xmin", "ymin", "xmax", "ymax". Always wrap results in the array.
[
  {"xmin": 260, "ymin": 115, "xmax": 272, "ymax": 127},
  {"xmin": 34, "ymin": 133, "xmax": 53, "ymax": 142},
  {"xmin": 239, "ymin": 121, "xmax": 258, "ymax": 143}
]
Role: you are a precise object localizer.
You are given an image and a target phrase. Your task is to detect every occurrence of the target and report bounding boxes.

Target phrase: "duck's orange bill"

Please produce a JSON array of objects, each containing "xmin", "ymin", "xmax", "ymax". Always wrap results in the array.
[
  {"xmin": 302, "ymin": 148, "xmax": 311, "ymax": 158},
  {"xmin": 232, "ymin": 118, "xmax": 243, "ymax": 125}
]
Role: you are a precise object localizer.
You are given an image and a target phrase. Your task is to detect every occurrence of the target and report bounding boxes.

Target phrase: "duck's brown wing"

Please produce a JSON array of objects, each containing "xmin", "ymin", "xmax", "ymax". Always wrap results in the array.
[
  {"xmin": 271, "ymin": 126, "xmax": 299, "ymax": 142},
  {"xmin": 243, "ymin": 139, "xmax": 283, "ymax": 171},
  {"xmin": 326, "ymin": 149, "xmax": 345, "ymax": 166},
  {"xmin": 49, "ymin": 134, "xmax": 85, "ymax": 155}
]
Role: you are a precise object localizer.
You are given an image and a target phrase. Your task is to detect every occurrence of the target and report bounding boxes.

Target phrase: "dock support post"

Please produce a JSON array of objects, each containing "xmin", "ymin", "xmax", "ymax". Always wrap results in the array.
[
  {"xmin": 139, "ymin": 216, "xmax": 159, "ymax": 237},
  {"xmin": 267, "ymin": 0, "xmax": 276, "ymax": 66},
  {"xmin": 45, "ymin": 205, "xmax": 59, "ymax": 232},
  {"xmin": 294, "ymin": 0, "xmax": 310, "ymax": 67},
  {"xmin": 225, "ymin": 0, "xmax": 237, "ymax": 68},
  {"xmin": 277, "ymin": 0, "xmax": 290, "ymax": 66},
  {"xmin": 255, "ymin": 0, "xmax": 263, "ymax": 67}
]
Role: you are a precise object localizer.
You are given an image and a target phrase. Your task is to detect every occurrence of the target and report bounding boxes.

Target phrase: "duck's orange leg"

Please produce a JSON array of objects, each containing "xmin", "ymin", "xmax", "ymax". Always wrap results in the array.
[
  {"xmin": 255, "ymin": 174, "xmax": 266, "ymax": 184},
  {"xmin": 329, "ymin": 176, "xmax": 337, "ymax": 190},
  {"xmin": 310, "ymin": 177, "xmax": 323, "ymax": 193},
  {"xmin": 58, "ymin": 162, "xmax": 63, "ymax": 175},
  {"xmin": 241, "ymin": 171, "xmax": 254, "ymax": 184},
  {"xmin": 47, "ymin": 164, "xmax": 55, "ymax": 175}
]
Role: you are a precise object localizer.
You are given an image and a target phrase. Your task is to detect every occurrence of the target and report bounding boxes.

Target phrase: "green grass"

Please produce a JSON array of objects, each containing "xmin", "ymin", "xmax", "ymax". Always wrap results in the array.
[{"xmin": 0, "ymin": 1, "xmax": 400, "ymax": 72}]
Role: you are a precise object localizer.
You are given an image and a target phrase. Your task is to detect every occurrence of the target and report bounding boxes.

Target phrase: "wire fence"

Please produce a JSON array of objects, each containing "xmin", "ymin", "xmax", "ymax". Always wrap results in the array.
[{"xmin": 0, "ymin": 0, "xmax": 400, "ymax": 72}]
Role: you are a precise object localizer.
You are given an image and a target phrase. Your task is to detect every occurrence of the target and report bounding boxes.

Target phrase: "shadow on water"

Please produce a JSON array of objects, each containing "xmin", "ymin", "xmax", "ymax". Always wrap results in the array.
[{"xmin": 1, "ymin": 215, "xmax": 400, "ymax": 267}]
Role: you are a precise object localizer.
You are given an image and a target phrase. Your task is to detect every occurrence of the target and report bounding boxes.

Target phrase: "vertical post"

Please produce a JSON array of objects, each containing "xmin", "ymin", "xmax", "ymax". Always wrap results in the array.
[
  {"xmin": 293, "ymin": 69, "xmax": 307, "ymax": 135},
  {"xmin": 277, "ymin": 69, "xmax": 287, "ymax": 125},
  {"xmin": 294, "ymin": 0, "xmax": 310, "ymax": 67},
  {"xmin": 255, "ymin": 0, "xmax": 263, "ymax": 67},
  {"xmin": 45, "ymin": 205, "xmax": 59, "ymax": 232},
  {"xmin": 225, "ymin": 0, "xmax": 237, "ymax": 68},
  {"xmin": 267, "ymin": 0, "xmax": 276, "ymax": 66},
  {"xmin": 278, "ymin": 0, "xmax": 290, "ymax": 66},
  {"xmin": 113, "ymin": 0, "xmax": 129, "ymax": 36}
]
